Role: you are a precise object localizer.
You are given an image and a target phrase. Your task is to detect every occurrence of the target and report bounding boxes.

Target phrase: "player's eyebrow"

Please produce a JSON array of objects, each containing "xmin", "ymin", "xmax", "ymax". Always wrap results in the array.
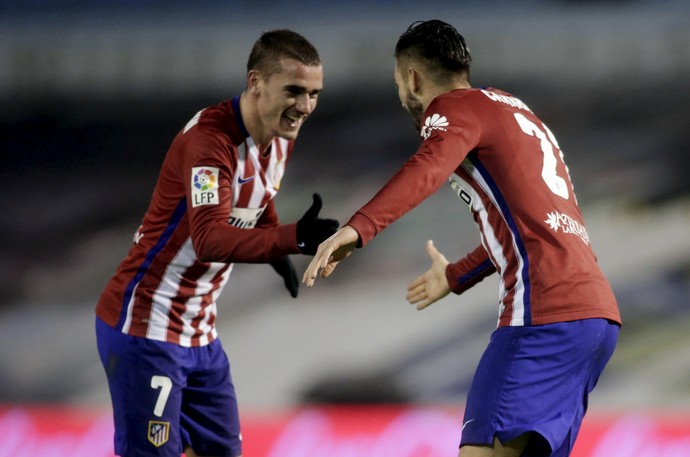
[{"xmin": 284, "ymin": 84, "xmax": 321, "ymax": 96}]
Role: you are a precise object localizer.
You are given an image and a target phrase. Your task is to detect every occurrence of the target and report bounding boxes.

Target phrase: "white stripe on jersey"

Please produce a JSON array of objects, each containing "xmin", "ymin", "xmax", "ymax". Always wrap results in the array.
[
  {"xmin": 452, "ymin": 171, "xmax": 509, "ymax": 324},
  {"xmin": 119, "ymin": 245, "xmax": 195, "ymax": 339},
  {"xmin": 265, "ymin": 138, "xmax": 288, "ymax": 194},
  {"xmin": 235, "ymin": 143, "xmax": 249, "ymax": 202},
  {"xmin": 235, "ymin": 137, "xmax": 287, "ymax": 207},
  {"xmin": 121, "ymin": 285, "xmax": 138, "ymax": 335},
  {"xmin": 146, "ymin": 238, "xmax": 197, "ymax": 341},
  {"xmin": 476, "ymin": 206, "xmax": 509, "ymax": 323},
  {"xmin": 458, "ymin": 163, "xmax": 528, "ymax": 326},
  {"xmin": 243, "ymin": 139, "xmax": 267, "ymax": 207}
]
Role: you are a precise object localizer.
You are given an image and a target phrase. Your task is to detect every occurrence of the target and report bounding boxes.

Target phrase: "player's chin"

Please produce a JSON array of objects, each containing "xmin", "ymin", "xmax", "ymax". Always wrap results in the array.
[{"xmin": 277, "ymin": 125, "xmax": 303, "ymax": 140}]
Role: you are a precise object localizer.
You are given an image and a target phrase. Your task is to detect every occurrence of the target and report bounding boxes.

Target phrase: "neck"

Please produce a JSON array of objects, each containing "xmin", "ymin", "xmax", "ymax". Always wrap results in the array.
[
  {"xmin": 421, "ymin": 80, "xmax": 471, "ymax": 111},
  {"xmin": 238, "ymin": 92, "xmax": 273, "ymax": 153}
]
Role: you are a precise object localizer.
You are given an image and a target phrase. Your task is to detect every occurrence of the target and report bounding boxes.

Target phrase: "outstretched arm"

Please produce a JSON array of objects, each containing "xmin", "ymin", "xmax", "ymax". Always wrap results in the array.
[
  {"xmin": 406, "ymin": 240, "xmax": 451, "ymax": 310},
  {"xmin": 302, "ymin": 226, "xmax": 359, "ymax": 287}
]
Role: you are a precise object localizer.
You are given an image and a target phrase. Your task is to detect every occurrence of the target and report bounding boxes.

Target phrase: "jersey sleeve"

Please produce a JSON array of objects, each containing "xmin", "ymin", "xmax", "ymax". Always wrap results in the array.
[
  {"xmin": 445, "ymin": 244, "xmax": 496, "ymax": 295},
  {"xmin": 347, "ymin": 96, "xmax": 481, "ymax": 246},
  {"xmin": 179, "ymin": 131, "xmax": 299, "ymax": 264}
]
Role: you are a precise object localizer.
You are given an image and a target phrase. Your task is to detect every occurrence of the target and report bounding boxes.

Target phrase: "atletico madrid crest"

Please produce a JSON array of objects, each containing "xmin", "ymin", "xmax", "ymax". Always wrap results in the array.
[{"xmin": 148, "ymin": 421, "xmax": 170, "ymax": 447}]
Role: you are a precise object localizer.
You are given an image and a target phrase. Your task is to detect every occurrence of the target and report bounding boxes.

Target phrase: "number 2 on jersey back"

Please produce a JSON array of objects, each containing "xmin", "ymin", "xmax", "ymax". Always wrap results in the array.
[{"xmin": 513, "ymin": 112, "xmax": 570, "ymax": 200}]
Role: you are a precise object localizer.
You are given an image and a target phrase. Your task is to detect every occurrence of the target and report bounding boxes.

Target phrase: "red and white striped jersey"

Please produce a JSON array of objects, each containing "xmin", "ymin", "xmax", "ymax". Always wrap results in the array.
[
  {"xmin": 347, "ymin": 88, "xmax": 620, "ymax": 328},
  {"xmin": 97, "ymin": 97, "xmax": 301, "ymax": 347}
]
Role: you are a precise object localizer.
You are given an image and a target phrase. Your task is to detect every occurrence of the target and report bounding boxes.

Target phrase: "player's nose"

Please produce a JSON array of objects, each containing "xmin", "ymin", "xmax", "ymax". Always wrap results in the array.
[{"xmin": 295, "ymin": 93, "xmax": 315, "ymax": 115}]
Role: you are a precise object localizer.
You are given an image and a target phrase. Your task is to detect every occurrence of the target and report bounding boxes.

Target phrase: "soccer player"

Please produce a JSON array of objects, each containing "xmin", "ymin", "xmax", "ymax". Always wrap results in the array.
[
  {"xmin": 96, "ymin": 30, "xmax": 338, "ymax": 457},
  {"xmin": 303, "ymin": 20, "xmax": 621, "ymax": 457}
]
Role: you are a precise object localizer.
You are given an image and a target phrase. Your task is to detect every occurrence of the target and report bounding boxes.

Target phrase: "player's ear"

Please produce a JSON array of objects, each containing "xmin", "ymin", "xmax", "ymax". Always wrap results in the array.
[
  {"xmin": 409, "ymin": 67, "xmax": 422, "ymax": 95},
  {"xmin": 247, "ymin": 69, "xmax": 261, "ymax": 95}
]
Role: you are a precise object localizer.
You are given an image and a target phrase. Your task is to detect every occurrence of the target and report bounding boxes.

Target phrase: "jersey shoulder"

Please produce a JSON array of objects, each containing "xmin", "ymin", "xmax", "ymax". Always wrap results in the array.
[
  {"xmin": 472, "ymin": 87, "xmax": 534, "ymax": 114},
  {"xmin": 426, "ymin": 88, "xmax": 513, "ymax": 123},
  {"xmin": 178, "ymin": 100, "xmax": 244, "ymax": 146},
  {"xmin": 198, "ymin": 100, "xmax": 245, "ymax": 143},
  {"xmin": 421, "ymin": 89, "xmax": 482, "ymax": 140},
  {"xmin": 434, "ymin": 87, "xmax": 532, "ymax": 112}
]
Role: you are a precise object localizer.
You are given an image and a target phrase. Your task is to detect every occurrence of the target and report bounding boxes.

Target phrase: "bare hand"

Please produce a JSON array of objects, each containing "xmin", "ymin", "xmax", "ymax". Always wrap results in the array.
[
  {"xmin": 302, "ymin": 226, "xmax": 359, "ymax": 287},
  {"xmin": 406, "ymin": 240, "xmax": 451, "ymax": 310}
]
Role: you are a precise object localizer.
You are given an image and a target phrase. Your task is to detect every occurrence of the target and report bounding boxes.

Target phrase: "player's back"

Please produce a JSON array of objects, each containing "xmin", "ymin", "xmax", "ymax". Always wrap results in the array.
[{"xmin": 442, "ymin": 88, "xmax": 620, "ymax": 326}]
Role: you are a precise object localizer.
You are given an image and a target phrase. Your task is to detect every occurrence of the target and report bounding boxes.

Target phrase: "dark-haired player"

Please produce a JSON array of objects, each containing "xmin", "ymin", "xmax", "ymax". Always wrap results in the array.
[
  {"xmin": 96, "ymin": 29, "xmax": 338, "ymax": 457},
  {"xmin": 304, "ymin": 20, "xmax": 620, "ymax": 457}
]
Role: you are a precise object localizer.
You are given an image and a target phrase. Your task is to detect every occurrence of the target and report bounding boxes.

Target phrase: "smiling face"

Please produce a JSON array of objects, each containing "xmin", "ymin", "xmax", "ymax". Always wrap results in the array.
[{"xmin": 251, "ymin": 58, "xmax": 323, "ymax": 143}]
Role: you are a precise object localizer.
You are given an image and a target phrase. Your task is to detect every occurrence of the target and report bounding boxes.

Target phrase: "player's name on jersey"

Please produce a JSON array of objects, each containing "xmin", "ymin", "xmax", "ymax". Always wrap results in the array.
[{"xmin": 480, "ymin": 90, "xmax": 533, "ymax": 113}]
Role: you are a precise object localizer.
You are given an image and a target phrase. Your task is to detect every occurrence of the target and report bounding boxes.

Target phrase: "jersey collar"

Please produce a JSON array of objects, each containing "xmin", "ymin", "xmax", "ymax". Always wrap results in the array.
[{"xmin": 231, "ymin": 95, "xmax": 250, "ymax": 139}]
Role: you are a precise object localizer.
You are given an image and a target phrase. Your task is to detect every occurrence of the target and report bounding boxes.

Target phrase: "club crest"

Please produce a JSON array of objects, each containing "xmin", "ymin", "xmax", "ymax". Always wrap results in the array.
[{"xmin": 148, "ymin": 421, "xmax": 170, "ymax": 447}]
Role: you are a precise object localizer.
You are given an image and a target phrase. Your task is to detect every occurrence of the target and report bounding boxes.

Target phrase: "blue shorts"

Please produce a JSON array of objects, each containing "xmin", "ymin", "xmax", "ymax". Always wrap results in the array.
[
  {"xmin": 460, "ymin": 318, "xmax": 619, "ymax": 457},
  {"xmin": 96, "ymin": 317, "xmax": 242, "ymax": 457}
]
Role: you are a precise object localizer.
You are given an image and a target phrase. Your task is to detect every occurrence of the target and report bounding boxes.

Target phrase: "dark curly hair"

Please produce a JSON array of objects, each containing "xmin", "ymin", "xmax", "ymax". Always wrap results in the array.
[{"xmin": 395, "ymin": 20, "xmax": 472, "ymax": 81}]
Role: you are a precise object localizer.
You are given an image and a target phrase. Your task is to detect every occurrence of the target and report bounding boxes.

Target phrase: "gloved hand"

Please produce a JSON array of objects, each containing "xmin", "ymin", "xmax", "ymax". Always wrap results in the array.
[
  {"xmin": 270, "ymin": 256, "xmax": 299, "ymax": 298},
  {"xmin": 296, "ymin": 193, "xmax": 340, "ymax": 255}
]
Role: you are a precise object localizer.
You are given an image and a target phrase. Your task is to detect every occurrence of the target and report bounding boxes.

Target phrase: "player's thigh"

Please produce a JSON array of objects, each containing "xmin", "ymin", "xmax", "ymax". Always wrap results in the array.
[
  {"xmin": 462, "ymin": 319, "xmax": 618, "ymax": 457},
  {"xmin": 97, "ymin": 318, "xmax": 186, "ymax": 456},
  {"xmin": 181, "ymin": 340, "xmax": 242, "ymax": 457}
]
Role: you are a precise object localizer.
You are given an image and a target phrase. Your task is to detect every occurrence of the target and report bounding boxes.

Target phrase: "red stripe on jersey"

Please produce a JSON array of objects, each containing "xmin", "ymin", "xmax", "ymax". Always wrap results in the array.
[{"xmin": 190, "ymin": 267, "xmax": 227, "ymax": 342}]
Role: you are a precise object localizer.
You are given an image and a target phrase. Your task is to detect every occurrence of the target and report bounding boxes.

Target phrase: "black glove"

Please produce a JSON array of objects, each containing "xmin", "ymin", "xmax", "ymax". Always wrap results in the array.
[
  {"xmin": 296, "ymin": 193, "xmax": 340, "ymax": 255},
  {"xmin": 270, "ymin": 257, "xmax": 299, "ymax": 298}
]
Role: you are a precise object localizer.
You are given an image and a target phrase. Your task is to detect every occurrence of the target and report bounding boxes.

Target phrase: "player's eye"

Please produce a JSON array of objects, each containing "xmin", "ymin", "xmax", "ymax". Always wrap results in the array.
[{"xmin": 284, "ymin": 86, "xmax": 303, "ymax": 96}]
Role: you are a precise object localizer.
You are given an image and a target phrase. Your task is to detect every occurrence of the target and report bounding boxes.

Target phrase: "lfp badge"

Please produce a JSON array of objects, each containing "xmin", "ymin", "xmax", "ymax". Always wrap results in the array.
[{"xmin": 191, "ymin": 167, "xmax": 220, "ymax": 207}]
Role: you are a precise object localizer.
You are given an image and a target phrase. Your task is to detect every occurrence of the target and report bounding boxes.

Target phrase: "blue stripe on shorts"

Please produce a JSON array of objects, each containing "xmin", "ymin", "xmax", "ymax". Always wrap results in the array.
[{"xmin": 460, "ymin": 318, "xmax": 619, "ymax": 457}]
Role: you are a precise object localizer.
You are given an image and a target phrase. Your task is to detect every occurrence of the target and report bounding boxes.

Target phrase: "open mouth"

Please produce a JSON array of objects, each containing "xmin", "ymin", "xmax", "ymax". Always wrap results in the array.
[{"xmin": 283, "ymin": 113, "xmax": 306, "ymax": 128}]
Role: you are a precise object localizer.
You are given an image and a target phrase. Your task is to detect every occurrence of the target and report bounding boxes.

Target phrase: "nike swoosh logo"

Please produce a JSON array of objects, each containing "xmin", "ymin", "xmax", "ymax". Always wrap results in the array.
[
  {"xmin": 298, "ymin": 242, "xmax": 305, "ymax": 248},
  {"xmin": 238, "ymin": 176, "xmax": 255, "ymax": 184},
  {"xmin": 462, "ymin": 419, "xmax": 475, "ymax": 431}
]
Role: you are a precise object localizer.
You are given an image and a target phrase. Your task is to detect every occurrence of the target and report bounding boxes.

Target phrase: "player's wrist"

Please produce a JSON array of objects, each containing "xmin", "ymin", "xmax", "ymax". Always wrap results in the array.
[{"xmin": 344, "ymin": 214, "xmax": 374, "ymax": 248}]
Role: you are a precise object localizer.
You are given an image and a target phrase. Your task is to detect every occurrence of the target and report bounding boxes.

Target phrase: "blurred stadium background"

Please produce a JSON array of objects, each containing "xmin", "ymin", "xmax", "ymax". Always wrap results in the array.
[{"xmin": 1, "ymin": 0, "xmax": 690, "ymax": 455}]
